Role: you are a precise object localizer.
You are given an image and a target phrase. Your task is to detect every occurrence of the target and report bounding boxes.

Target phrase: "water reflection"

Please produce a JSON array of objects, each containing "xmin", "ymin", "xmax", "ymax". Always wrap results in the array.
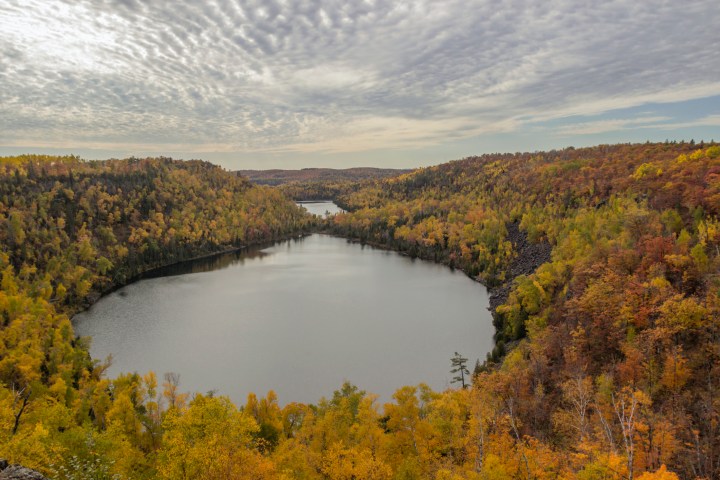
[{"xmin": 142, "ymin": 248, "xmax": 270, "ymax": 278}]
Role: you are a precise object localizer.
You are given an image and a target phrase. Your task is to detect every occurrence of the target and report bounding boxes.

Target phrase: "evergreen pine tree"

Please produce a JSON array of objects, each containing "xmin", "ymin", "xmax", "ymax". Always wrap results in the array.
[{"xmin": 450, "ymin": 352, "xmax": 470, "ymax": 389}]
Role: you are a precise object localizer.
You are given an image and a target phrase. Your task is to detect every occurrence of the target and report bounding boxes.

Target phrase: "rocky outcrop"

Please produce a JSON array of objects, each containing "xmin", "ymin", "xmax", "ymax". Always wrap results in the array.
[
  {"xmin": 0, "ymin": 461, "xmax": 48, "ymax": 480},
  {"xmin": 488, "ymin": 222, "xmax": 552, "ymax": 312}
]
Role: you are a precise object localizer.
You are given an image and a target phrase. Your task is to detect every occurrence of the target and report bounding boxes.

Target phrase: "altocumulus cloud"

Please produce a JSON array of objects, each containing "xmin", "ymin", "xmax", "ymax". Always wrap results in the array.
[{"xmin": 0, "ymin": 0, "xmax": 719, "ymax": 167}]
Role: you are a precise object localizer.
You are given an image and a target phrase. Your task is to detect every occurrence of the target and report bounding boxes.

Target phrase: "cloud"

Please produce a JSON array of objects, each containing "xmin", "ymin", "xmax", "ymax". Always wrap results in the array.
[
  {"xmin": 0, "ymin": 0, "xmax": 718, "ymax": 165},
  {"xmin": 266, "ymin": 115, "xmax": 521, "ymax": 154},
  {"xmin": 541, "ymin": 113, "xmax": 720, "ymax": 137},
  {"xmin": 653, "ymin": 115, "xmax": 720, "ymax": 131},
  {"xmin": 553, "ymin": 116, "xmax": 671, "ymax": 136}
]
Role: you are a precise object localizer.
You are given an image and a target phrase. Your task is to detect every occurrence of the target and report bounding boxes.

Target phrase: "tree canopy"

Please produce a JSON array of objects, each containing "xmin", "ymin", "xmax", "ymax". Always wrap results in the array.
[{"xmin": 2, "ymin": 143, "xmax": 719, "ymax": 479}]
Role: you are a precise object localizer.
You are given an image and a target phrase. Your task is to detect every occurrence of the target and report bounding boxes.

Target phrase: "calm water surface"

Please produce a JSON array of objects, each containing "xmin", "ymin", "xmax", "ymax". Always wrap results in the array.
[
  {"xmin": 297, "ymin": 200, "xmax": 344, "ymax": 217},
  {"xmin": 74, "ymin": 233, "xmax": 494, "ymax": 404}
]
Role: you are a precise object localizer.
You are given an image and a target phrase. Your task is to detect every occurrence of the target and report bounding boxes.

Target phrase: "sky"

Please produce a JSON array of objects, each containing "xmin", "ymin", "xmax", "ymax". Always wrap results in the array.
[{"xmin": 1, "ymin": 0, "xmax": 719, "ymax": 170}]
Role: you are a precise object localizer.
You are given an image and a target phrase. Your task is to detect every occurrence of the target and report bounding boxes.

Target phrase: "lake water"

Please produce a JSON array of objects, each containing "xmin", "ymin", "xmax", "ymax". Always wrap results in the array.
[
  {"xmin": 74, "ymin": 233, "xmax": 494, "ymax": 405},
  {"xmin": 297, "ymin": 200, "xmax": 344, "ymax": 217}
]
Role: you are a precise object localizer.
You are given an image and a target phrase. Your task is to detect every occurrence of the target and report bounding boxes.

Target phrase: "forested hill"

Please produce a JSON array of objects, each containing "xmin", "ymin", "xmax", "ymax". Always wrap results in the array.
[
  {"xmin": 0, "ymin": 155, "xmax": 312, "ymax": 306},
  {"xmin": 2, "ymin": 145, "xmax": 720, "ymax": 479},
  {"xmin": 0, "ymin": 154, "xmax": 312, "ymax": 475},
  {"xmin": 327, "ymin": 141, "xmax": 720, "ymax": 478},
  {"xmin": 237, "ymin": 167, "xmax": 410, "ymax": 186},
  {"xmin": 238, "ymin": 167, "xmax": 412, "ymax": 201}
]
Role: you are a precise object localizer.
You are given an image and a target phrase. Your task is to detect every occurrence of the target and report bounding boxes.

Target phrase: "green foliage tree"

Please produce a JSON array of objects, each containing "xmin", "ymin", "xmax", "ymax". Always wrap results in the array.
[{"xmin": 450, "ymin": 352, "xmax": 470, "ymax": 389}]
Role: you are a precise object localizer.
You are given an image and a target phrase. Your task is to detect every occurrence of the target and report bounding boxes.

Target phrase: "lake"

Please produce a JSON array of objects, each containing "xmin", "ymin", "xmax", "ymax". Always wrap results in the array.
[
  {"xmin": 297, "ymin": 200, "xmax": 344, "ymax": 217},
  {"xmin": 74, "ymin": 232, "xmax": 494, "ymax": 405}
]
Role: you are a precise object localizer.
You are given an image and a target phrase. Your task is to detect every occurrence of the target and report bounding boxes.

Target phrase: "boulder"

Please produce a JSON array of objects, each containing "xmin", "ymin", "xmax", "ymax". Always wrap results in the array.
[{"xmin": 0, "ymin": 461, "xmax": 49, "ymax": 480}]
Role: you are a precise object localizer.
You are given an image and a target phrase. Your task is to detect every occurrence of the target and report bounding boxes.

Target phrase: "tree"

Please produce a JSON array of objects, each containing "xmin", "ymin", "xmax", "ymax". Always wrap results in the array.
[
  {"xmin": 157, "ymin": 394, "xmax": 275, "ymax": 479},
  {"xmin": 450, "ymin": 352, "xmax": 470, "ymax": 389},
  {"xmin": 613, "ymin": 387, "xmax": 651, "ymax": 480},
  {"xmin": 636, "ymin": 465, "xmax": 679, "ymax": 480}
]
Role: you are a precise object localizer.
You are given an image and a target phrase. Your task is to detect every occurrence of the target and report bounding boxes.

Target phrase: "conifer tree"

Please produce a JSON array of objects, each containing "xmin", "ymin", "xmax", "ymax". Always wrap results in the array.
[{"xmin": 450, "ymin": 352, "xmax": 470, "ymax": 388}]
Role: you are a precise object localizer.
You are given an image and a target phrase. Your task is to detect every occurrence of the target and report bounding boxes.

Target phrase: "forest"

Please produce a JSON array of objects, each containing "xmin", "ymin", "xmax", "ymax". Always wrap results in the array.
[
  {"xmin": 1, "ymin": 142, "xmax": 719, "ymax": 479},
  {"xmin": 237, "ymin": 167, "xmax": 410, "ymax": 202},
  {"xmin": 237, "ymin": 167, "xmax": 410, "ymax": 186}
]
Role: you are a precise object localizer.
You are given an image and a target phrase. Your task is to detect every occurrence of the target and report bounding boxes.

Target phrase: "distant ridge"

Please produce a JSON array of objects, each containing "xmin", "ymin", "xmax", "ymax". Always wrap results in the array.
[{"xmin": 237, "ymin": 167, "xmax": 411, "ymax": 185}]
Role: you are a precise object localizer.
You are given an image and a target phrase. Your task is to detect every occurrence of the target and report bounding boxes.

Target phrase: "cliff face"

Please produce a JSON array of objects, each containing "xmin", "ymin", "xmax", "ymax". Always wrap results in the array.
[
  {"xmin": 0, "ymin": 461, "xmax": 48, "ymax": 480},
  {"xmin": 488, "ymin": 221, "xmax": 552, "ymax": 313}
]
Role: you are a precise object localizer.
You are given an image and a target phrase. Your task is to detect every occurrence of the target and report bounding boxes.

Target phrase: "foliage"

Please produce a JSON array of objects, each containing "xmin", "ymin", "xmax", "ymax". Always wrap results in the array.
[
  {"xmin": 317, "ymin": 141, "xmax": 720, "ymax": 479},
  {"xmin": 4, "ymin": 143, "xmax": 719, "ymax": 478},
  {"xmin": 0, "ymin": 155, "xmax": 311, "ymax": 477}
]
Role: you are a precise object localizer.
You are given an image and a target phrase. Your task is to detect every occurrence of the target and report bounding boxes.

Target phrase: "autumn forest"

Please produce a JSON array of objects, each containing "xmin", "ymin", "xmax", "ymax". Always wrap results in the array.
[{"xmin": 1, "ymin": 142, "xmax": 720, "ymax": 479}]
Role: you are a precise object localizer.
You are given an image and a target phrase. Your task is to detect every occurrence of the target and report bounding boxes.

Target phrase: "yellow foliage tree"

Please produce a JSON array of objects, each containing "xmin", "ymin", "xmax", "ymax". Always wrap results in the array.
[{"xmin": 157, "ymin": 394, "xmax": 275, "ymax": 480}]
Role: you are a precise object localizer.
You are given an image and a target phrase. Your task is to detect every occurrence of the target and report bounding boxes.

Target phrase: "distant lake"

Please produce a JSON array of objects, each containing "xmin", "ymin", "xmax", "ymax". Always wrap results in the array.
[
  {"xmin": 297, "ymin": 200, "xmax": 344, "ymax": 217},
  {"xmin": 74, "ymin": 233, "xmax": 494, "ymax": 404}
]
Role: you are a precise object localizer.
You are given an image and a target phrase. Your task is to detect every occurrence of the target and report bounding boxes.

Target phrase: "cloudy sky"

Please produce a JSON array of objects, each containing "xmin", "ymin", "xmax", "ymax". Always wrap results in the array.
[{"xmin": 1, "ymin": 0, "xmax": 718, "ymax": 169}]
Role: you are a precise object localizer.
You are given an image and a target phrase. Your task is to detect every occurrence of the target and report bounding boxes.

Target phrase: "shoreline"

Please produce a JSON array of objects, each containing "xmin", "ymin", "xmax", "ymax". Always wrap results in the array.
[
  {"xmin": 73, "ymin": 221, "xmax": 551, "ymax": 374},
  {"xmin": 71, "ymin": 231, "xmax": 495, "ymax": 404},
  {"xmin": 325, "ymin": 223, "xmax": 551, "ymax": 310},
  {"xmin": 72, "ymin": 231, "xmax": 313, "ymax": 317}
]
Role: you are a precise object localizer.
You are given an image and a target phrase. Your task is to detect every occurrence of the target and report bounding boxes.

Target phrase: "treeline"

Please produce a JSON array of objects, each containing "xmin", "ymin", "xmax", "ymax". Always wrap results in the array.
[
  {"xmin": 238, "ymin": 167, "xmax": 411, "ymax": 201},
  {"xmin": 279, "ymin": 179, "xmax": 358, "ymax": 201},
  {"xmin": 238, "ymin": 167, "xmax": 410, "ymax": 186},
  {"xmin": 322, "ymin": 141, "xmax": 720, "ymax": 479},
  {"xmin": 2, "ymin": 144, "xmax": 719, "ymax": 479}
]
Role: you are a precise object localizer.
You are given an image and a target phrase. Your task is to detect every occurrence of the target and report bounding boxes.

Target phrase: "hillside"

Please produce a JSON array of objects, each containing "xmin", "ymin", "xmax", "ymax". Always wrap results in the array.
[
  {"xmin": 326, "ymin": 141, "xmax": 720, "ymax": 478},
  {"xmin": 237, "ymin": 167, "xmax": 411, "ymax": 186},
  {"xmin": 239, "ymin": 167, "xmax": 412, "ymax": 201},
  {"xmin": 0, "ymin": 155, "xmax": 313, "ymax": 476},
  {"xmin": 0, "ymin": 156, "xmax": 313, "ymax": 305},
  {"xmin": 1, "ymin": 144, "xmax": 719, "ymax": 479}
]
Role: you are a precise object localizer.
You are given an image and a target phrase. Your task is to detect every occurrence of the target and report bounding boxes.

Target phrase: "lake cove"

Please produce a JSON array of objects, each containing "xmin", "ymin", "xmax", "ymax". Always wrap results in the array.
[{"xmin": 74, "ymin": 233, "xmax": 494, "ymax": 404}]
